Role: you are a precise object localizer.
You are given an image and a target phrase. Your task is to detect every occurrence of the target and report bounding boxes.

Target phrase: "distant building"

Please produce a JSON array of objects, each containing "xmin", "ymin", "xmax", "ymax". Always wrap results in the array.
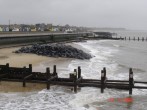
[
  {"xmin": 65, "ymin": 29, "xmax": 73, "ymax": 33},
  {"xmin": 12, "ymin": 28, "xmax": 20, "ymax": 32},
  {"xmin": 52, "ymin": 26, "xmax": 59, "ymax": 32},
  {"xmin": 20, "ymin": 24, "xmax": 30, "ymax": 32},
  {"xmin": 0, "ymin": 27, "xmax": 2, "ymax": 32},
  {"xmin": 30, "ymin": 25, "xmax": 36, "ymax": 32},
  {"xmin": 31, "ymin": 28, "xmax": 37, "ymax": 32},
  {"xmin": 46, "ymin": 24, "xmax": 52, "ymax": 31},
  {"xmin": 36, "ymin": 23, "xmax": 46, "ymax": 31},
  {"xmin": 53, "ymin": 28, "xmax": 59, "ymax": 32},
  {"xmin": 2, "ymin": 26, "xmax": 9, "ymax": 32}
]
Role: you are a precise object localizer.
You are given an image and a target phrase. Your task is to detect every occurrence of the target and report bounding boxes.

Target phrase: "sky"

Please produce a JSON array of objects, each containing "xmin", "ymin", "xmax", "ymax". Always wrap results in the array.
[{"xmin": 0, "ymin": 0, "xmax": 147, "ymax": 30}]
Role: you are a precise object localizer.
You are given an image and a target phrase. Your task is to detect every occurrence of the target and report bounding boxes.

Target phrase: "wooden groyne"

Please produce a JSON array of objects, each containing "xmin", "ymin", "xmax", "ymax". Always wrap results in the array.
[
  {"xmin": 0, "ymin": 63, "xmax": 147, "ymax": 95},
  {"xmin": 117, "ymin": 36, "xmax": 147, "ymax": 41}
]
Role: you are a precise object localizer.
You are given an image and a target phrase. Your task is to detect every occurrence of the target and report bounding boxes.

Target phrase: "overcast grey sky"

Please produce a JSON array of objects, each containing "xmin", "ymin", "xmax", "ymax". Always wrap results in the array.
[{"xmin": 0, "ymin": 0, "xmax": 147, "ymax": 30}]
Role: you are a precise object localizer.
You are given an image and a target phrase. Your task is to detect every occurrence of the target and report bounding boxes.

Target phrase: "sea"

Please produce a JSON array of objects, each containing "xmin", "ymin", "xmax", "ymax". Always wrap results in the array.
[{"xmin": 0, "ymin": 30, "xmax": 147, "ymax": 110}]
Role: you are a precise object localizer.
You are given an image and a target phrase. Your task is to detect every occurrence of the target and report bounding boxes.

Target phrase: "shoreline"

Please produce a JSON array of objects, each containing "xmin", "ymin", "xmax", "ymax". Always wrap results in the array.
[{"xmin": 0, "ymin": 43, "xmax": 84, "ymax": 92}]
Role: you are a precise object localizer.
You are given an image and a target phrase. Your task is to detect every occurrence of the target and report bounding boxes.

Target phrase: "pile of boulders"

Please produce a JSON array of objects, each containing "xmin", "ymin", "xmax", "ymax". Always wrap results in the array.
[{"xmin": 15, "ymin": 44, "xmax": 92, "ymax": 59}]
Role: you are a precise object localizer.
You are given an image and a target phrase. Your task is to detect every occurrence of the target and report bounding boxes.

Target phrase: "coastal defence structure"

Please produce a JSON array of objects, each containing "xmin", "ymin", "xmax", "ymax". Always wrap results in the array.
[
  {"xmin": 0, "ymin": 63, "xmax": 147, "ymax": 95},
  {"xmin": 0, "ymin": 32, "xmax": 90, "ymax": 47},
  {"xmin": 123, "ymin": 36, "xmax": 147, "ymax": 41},
  {"xmin": 115, "ymin": 36, "xmax": 147, "ymax": 41},
  {"xmin": 0, "ymin": 32, "xmax": 122, "ymax": 48}
]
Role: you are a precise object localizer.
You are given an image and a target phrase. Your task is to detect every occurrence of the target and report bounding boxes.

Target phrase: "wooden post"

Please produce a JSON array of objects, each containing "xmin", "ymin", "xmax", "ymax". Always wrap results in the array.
[
  {"xmin": 23, "ymin": 80, "xmax": 26, "ymax": 87},
  {"xmin": 23, "ymin": 66, "xmax": 26, "ymax": 87},
  {"xmin": 103, "ymin": 67, "xmax": 106, "ymax": 80},
  {"xmin": 133, "ymin": 37, "xmax": 135, "ymax": 41},
  {"xmin": 46, "ymin": 67, "xmax": 50, "ymax": 90},
  {"xmin": 74, "ymin": 69, "xmax": 77, "ymax": 73},
  {"xmin": 23, "ymin": 79, "xmax": 26, "ymax": 87},
  {"xmin": 101, "ymin": 70, "xmax": 104, "ymax": 93},
  {"xmin": 6, "ymin": 63, "xmax": 9, "ymax": 76},
  {"xmin": 53, "ymin": 65, "xmax": 57, "ymax": 76},
  {"xmin": 29, "ymin": 64, "xmax": 32, "ymax": 73},
  {"xmin": 74, "ymin": 72, "xmax": 77, "ymax": 93},
  {"xmin": 73, "ymin": 69, "xmax": 77, "ymax": 93},
  {"xmin": 125, "ymin": 37, "xmax": 126, "ymax": 40},
  {"xmin": 6, "ymin": 63, "xmax": 9, "ymax": 67},
  {"xmin": 78, "ymin": 66, "xmax": 81, "ymax": 79},
  {"xmin": 129, "ymin": 68, "xmax": 134, "ymax": 95},
  {"xmin": 103, "ymin": 67, "xmax": 107, "ymax": 89},
  {"xmin": 142, "ymin": 37, "xmax": 144, "ymax": 41}
]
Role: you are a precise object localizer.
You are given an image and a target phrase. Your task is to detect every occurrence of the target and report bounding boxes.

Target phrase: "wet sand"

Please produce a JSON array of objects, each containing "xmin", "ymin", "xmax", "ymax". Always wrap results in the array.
[
  {"xmin": 0, "ymin": 81, "xmax": 46, "ymax": 92},
  {"xmin": 0, "ymin": 47, "xmax": 49, "ymax": 67},
  {"xmin": 0, "ymin": 46, "xmax": 73, "ymax": 92}
]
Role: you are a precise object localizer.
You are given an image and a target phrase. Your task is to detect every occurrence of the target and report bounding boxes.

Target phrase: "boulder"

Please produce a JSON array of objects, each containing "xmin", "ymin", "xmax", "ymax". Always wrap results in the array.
[{"xmin": 15, "ymin": 43, "xmax": 92, "ymax": 60}]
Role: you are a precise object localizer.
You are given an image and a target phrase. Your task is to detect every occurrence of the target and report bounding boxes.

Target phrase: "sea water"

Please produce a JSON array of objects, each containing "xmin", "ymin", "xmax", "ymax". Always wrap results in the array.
[{"xmin": 0, "ymin": 30, "xmax": 147, "ymax": 110}]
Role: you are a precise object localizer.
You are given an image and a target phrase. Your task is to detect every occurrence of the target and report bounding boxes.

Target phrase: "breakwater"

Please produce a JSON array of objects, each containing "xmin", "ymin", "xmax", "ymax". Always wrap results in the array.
[
  {"xmin": 1, "ymin": 63, "xmax": 147, "ymax": 95},
  {"xmin": 116, "ymin": 36, "xmax": 147, "ymax": 41},
  {"xmin": 14, "ymin": 44, "xmax": 92, "ymax": 59}
]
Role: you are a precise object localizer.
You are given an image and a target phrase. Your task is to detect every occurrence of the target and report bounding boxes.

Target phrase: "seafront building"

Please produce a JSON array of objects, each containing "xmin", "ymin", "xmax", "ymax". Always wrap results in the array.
[{"xmin": 0, "ymin": 23, "xmax": 88, "ymax": 33}]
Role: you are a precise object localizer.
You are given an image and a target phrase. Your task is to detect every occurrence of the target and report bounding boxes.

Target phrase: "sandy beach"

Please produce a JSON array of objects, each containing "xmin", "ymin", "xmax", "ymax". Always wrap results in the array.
[{"xmin": 0, "ymin": 46, "xmax": 74, "ymax": 92}]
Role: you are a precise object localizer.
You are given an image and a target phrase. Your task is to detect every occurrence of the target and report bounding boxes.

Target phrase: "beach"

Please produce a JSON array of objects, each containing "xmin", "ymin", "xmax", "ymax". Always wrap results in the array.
[
  {"xmin": 0, "ymin": 46, "xmax": 73, "ymax": 92},
  {"xmin": 0, "ymin": 33, "xmax": 147, "ymax": 110}
]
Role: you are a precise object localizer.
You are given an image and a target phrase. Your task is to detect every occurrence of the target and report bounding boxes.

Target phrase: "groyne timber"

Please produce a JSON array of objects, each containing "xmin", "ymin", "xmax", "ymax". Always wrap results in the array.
[{"xmin": 1, "ymin": 64, "xmax": 147, "ymax": 95}]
